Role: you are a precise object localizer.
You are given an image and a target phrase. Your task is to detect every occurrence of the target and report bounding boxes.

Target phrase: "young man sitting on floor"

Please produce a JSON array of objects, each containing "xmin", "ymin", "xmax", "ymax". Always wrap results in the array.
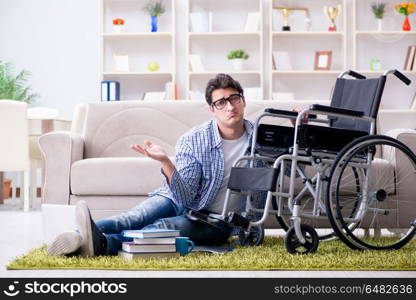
[{"xmin": 48, "ymin": 73, "xmax": 265, "ymax": 256}]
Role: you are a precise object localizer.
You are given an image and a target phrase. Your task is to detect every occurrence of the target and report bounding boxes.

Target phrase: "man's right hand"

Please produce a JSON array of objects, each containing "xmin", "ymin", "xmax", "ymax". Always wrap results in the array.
[
  {"xmin": 131, "ymin": 141, "xmax": 176, "ymax": 183},
  {"xmin": 131, "ymin": 141, "xmax": 169, "ymax": 163}
]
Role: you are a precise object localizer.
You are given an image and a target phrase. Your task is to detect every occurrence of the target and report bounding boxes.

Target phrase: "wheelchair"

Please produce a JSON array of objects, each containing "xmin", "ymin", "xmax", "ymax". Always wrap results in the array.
[{"xmin": 197, "ymin": 69, "xmax": 416, "ymax": 254}]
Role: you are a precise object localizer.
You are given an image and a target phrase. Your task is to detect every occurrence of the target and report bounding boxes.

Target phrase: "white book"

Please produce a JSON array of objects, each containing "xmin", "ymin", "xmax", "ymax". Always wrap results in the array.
[
  {"xmin": 118, "ymin": 251, "xmax": 180, "ymax": 260},
  {"xmin": 272, "ymin": 92, "xmax": 295, "ymax": 101},
  {"xmin": 410, "ymin": 92, "xmax": 416, "ymax": 110},
  {"xmin": 101, "ymin": 82, "xmax": 108, "ymax": 101},
  {"xmin": 245, "ymin": 12, "xmax": 260, "ymax": 32},
  {"xmin": 113, "ymin": 54, "xmax": 129, "ymax": 72},
  {"xmin": 190, "ymin": 12, "xmax": 208, "ymax": 32},
  {"xmin": 133, "ymin": 237, "xmax": 176, "ymax": 244},
  {"xmin": 243, "ymin": 87, "xmax": 261, "ymax": 101},
  {"xmin": 164, "ymin": 81, "xmax": 173, "ymax": 100},
  {"xmin": 272, "ymin": 51, "xmax": 292, "ymax": 70},
  {"xmin": 208, "ymin": 12, "xmax": 213, "ymax": 32},
  {"xmin": 143, "ymin": 91, "xmax": 166, "ymax": 101},
  {"xmin": 122, "ymin": 242, "xmax": 176, "ymax": 253},
  {"xmin": 122, "ymin": 229, "xmax": 180, "ymax": 238},
  {"xmin": 189, "ymin": 54, "xmax": 205, "ymax": 72},
  {"xmin": 189, "ymin": 90, "xmax": 204, "ymax": 100}
]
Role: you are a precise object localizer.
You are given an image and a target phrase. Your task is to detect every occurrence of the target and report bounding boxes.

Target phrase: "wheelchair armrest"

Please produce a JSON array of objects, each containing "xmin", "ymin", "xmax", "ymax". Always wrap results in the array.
[
  {"xmin": 265, "ymin": 108, "xmax": 317, "ymax": 119},
  {"xmin": 309, "ymin": 104, "xmax": 364, "ymax": 117}
]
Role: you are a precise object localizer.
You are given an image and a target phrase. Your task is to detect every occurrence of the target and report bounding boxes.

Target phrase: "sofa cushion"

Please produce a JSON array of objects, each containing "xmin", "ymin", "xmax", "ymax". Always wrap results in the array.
[{"xmin": 70, "ymin": 157, "xmax": 167, "ymax": 195}]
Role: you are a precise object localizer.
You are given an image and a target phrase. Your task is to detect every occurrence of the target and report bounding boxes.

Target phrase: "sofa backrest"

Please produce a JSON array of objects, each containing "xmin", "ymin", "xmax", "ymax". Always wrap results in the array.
[{"xmin": 77, "ymin": 100, "xmax": 329, "ymax": 158}]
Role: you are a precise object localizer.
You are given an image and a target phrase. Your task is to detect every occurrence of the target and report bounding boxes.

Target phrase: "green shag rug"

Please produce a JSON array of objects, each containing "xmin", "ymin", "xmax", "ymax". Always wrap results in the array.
[{"xmin": 7, "ymin": 237, "xmax": 416, "ymax": 271}]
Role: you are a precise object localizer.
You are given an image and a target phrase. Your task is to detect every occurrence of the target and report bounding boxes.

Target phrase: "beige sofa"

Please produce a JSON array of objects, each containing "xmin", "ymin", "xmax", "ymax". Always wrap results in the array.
[{"xmin": 39, "ymin": 100, "xmax": 416, "ymax": 228}]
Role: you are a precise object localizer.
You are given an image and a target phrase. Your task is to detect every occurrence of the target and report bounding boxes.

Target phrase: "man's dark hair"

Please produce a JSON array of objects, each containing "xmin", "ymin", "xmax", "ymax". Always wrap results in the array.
[{"xmin": 205, "ymin": 73, "xmax": 244, "ymax": 105}]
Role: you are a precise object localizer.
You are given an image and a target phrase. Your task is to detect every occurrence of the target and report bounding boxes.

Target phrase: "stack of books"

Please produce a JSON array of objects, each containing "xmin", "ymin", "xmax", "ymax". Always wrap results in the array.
[{"xmin": 118, "ymin": 229, "xmax": 181, "ymax": 260}]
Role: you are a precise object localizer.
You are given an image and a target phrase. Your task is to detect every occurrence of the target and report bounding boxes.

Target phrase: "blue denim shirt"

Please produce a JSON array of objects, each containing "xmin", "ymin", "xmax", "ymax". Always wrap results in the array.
[{"xmin": 149, "ymin": 119, "xmax": 264, "ymax": 213}]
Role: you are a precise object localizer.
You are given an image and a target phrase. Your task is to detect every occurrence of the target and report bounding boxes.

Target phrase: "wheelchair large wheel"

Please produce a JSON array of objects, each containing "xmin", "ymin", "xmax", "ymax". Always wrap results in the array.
[
  {"xmin": 326, "ymin": 135, "xmax": 416, "ymax": 250},
  {"xmin": 284, "ymin": 224, "xmax": 319, "ymax": 254},
  {"xmin": 238, "ymin": 225, "xmax": 265, "ymax": 246}
]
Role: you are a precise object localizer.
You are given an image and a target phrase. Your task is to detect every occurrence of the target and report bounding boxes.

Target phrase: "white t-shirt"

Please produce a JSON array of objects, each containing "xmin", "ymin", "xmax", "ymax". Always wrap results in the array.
[{"xmin": 206, "ymin": 131, "xmax": 249, "ymax": 214}]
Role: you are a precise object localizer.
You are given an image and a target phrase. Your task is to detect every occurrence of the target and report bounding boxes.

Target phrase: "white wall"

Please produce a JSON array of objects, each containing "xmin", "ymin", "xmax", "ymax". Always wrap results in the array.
[{"xmin": 0, "ymin": 0, "xmax": 101, "ymax": 120}]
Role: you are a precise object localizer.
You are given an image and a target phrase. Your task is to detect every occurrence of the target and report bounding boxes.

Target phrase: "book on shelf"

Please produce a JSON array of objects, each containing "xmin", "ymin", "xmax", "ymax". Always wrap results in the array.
[
  {"xmin": 243, "ymin": 87, "xmax": 262, "ymax": 100},
  {"xmin": 410, "ymin": 92, "xmax": 416, "ymax": 110},
  {"xmin": 190, "ymin": 12, "xmax": 209, "ymax": 32},
  {"xmin": 164, "ymin": 81, "xmax": 173, "ymax": 100},
  {"xmin": 112, "ymin": 54, "xmax": 129, "ymax": 72},
  {"xmin": 189, "ymin": 90, "xmax": 204, "ymax": 100},
  {"xmin": 101, "ymin": 81, "xmax": 120, "ymax": 101},
  {"xmin": 143, "ymin": 91, "xmax": 166, "ymax": 101},
  {"xmin": 122, "ymin": 229, "xmax": 180, "ymax": 239},
  {"xmin": 272, "ymin": 51, "xmax": 293, "ymax": 70},
  {"xmin": 245, "ymin": 12, "xmax": 260, "ymax": 32},
  {"xmin": 272, "ymin": 92, "xmax": 295, "ymax": 101},
  {"xmin": 404, "ymin": 45, "xmax": 416, "ymax": 71},
  {"xmin": 133, "ymin": 237, "xmax": 177, "ymax": 244},
  {"xmin": 118, "ymin": 250, "xmax": 180, "ymax": 260},
  {"xmin": 208, "ymin": 12, "xmax": 213, "ymax": 32},
  {"xmin": 122, "ymin": 242, "xmax": 176, "ymax": 253},
  {"xmin": 189, "ymin": 54, "xmax": 205, "ymax": 72}
]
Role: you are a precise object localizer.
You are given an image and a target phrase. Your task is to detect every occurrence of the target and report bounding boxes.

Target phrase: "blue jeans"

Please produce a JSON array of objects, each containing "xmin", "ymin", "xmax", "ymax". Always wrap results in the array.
[{"xmin": 96, "ymin": 195, "xmax": 232, "ymax": 255}]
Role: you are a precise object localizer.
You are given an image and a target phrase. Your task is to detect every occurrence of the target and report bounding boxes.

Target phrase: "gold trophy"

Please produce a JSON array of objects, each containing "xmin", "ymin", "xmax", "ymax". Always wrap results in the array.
[
  {"xmin": 280, "ymin": 8, "xmax": 292, "ymax": 31},
  {"xmin": 274, "ymin": 7, "xmax": 310, "ymax": 31},
  {"xmin": 323, "ymin": 5, "xmax": 341, "ymax": 32}
]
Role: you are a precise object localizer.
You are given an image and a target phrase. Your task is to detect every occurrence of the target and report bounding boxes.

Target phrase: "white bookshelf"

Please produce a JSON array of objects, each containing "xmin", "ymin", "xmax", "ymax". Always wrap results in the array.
[
  {"xmin": 186, "ymin": 0, "xmax": 263, "ymax": 100},
  {"xmin": 352, "ymin": 0, "xmax": 416, "ymax": 110},
  {"xmin": 100, "ymin": 0, "xmax": 176, "ymax": 100},
  {"xmin": 269, "ymin": 0, "xmax": 347, "ymax": 101}
]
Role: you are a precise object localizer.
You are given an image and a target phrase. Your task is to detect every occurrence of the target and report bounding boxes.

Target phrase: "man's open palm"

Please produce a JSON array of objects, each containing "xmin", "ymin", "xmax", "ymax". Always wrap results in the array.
[{"xmin": 131, "ymin": 141, "xmax": 168, "ymax": 162}]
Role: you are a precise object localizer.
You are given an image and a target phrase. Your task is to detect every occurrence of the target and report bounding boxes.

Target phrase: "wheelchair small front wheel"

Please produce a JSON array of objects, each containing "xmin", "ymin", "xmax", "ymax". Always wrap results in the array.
[
  {"xmin": 284, "ymin": 224, "xmax": 319, "ymax": 254},
  {"xmin": 238, "ymin": 225, "xmax": 265, "ymax": 246}
]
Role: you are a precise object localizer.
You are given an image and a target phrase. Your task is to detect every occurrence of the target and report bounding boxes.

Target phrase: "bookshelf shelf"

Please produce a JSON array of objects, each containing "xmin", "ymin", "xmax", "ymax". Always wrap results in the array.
[
  {"xmin": 103, "ymin": 72, "xmax": 174, "ymax": 76},
  {"xmin": 186, "ymin": 0, "xmax": 264, "ymax": 100},
  {"xmin": 272, "ymin": 31, "xmax": 345, "ymax": 37},
  {"xmin": 100, "ymin": 0, "xmax": 176, "ymax": 100},
  {"xmin": 190, "ymin": 71, "xmax": 261, "ymax": 76},
  {"xmin": 353, "ymin": 0, "xmax": 416, "ymax": 110},
  {"xmin": 189, "ymin": 32, "xmax": 261, "ymax": 37},
  {"xmin": 102, "ymin": 32, "xmax": 173, "ymax": 38},
  {"xmin": 269, "ymin": 0, "xmax": 347, "ymax": 101},
  {"xmin": 272, "ymin": 70, "xmax": 343, "ymax": 75},
  {"xmin": 355, "ymin": 31, "xmax": 416, "ymax": 35}
]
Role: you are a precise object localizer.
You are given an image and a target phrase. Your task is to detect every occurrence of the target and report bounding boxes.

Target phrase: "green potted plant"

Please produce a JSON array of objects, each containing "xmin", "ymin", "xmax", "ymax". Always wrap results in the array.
[
  {"xmin": 143, "ymin": 1, "xmax": 166, "ymax": 32},
  {"xmin": 371, "ymin": 3, "xmax": 386, "ymax": 31},
  {"xmin": 227, "ymin": 49, "xmax": 250, "ymax": 71},
  {"xmin": 0, "ymin": 60, "xmax": 38, "ymax": 103}
]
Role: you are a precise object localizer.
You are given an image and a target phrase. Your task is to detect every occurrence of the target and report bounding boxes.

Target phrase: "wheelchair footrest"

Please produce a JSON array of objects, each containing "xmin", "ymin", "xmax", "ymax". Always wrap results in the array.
[{"xmin": 225, "ymin": 212, "xmax": 250, "ymax": 231}]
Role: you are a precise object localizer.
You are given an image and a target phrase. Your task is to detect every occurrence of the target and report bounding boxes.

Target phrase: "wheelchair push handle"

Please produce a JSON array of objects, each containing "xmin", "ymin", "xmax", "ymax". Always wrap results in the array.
[
  {"xmin": 338, "ymin": 70, "xmax": 366, "ymax": 79},
  {"xmin": 264, "ymin": 108, "xmax": 317, "ymax": 119},
  {"xmin": 390, "ymin": 69, "xmax": 411, "ymax": 86}
]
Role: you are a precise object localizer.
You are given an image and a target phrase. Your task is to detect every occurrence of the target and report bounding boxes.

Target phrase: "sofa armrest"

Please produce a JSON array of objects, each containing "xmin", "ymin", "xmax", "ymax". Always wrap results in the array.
[
  {"xmin": 384, "ymin": 128, "xmax": 416, "ymax": 158},
  {"xmin": 39, "ymin": 131, "xmax": 84, "ymax": 205}
]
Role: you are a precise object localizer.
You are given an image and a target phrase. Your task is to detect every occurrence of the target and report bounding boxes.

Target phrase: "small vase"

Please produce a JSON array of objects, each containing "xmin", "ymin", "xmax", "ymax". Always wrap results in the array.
[
  {"xmin": 232, "ymin": 59, "xmax": 244, "ymax": 71},
  {"xmin": 151, "ymin": 15, "xmax": 158, "ymax": 32},
  {"xmin": 402, "ymin": 16, "xmax": 411, "ymax": 31},
  {"xmin": 377, "ymin": 19, "xmax": 383, "ymax": 32}
]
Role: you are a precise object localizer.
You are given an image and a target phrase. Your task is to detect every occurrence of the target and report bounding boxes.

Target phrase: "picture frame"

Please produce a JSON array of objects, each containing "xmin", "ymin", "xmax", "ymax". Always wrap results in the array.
[
  {"xmin": 314, "ymin": 51, "xmax": 332, "ymax": 70},
  {"xmin": 113, "ymin": 54, "xmax": 129, "ymax": 72}
]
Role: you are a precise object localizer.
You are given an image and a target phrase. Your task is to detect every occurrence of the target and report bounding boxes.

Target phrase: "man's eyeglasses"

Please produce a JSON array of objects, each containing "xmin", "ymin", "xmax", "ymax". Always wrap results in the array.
[{"xmin": 211, "ymin": 94, "xmax": 244, "ymax": 110}]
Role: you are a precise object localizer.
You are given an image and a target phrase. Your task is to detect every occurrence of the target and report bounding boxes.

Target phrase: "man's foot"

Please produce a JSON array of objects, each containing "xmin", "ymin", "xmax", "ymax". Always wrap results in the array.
[
  {"xmin": 47, "ymin": 231, "xmax": 82, "ymax": 256},
  {"xmin": 76, "ymin": 200, "xmax": 107, "ymax": 257}
]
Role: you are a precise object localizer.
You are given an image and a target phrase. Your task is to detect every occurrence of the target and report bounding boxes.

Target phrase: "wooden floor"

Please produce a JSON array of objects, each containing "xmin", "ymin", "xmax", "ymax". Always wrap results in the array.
[{"xmin": 1, "ymin": 198, "xmax": 415, "ymax": 278}]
